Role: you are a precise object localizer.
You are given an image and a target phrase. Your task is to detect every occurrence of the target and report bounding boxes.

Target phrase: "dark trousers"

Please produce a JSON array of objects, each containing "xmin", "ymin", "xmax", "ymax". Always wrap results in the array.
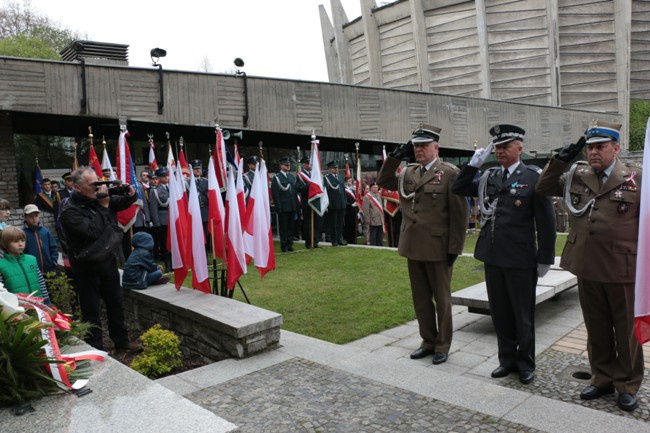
[
  {"xmin": 407, "ymin": 259, "xmax": 453, "ymax": 353},
  {"xmin": 328, "ymin": 208, "xmax": 345, "ymax": 245},
  {"xmin": 344, "ymin": 206, "xmax": 358, "ymax": 244},
  {"xmin": 578, "ymin": 279, "xmax": 644, "ymax": 394},
  {"xmin": 278, "ymin": 211, "xmax": 294, "ymax": 251},
  {"xmin": 369, "ymin": 225, "xmax": 383, "ymax": 246},
  {"xmin": 302, "ymin": 207, "xmax": 323, "ymax": 247},
  {"xmin": 484, "ymin": 264, "xmax": 537, "ymax": 372},
  {"xmin": 71, "ymin": 260, "xmax": 129, "ymax": 350},
  {"xmin": 155, "ymin": 225, "xmax": 170, "ymax": 269}
]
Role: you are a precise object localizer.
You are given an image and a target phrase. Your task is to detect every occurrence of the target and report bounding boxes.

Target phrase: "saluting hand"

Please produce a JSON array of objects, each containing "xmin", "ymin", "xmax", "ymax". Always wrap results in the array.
[
  {"xmin": 468, "ymin": 143, "xmax": 494, "ymax": 168},
  {"xmin": 390, "ymin": 141, "xmax": 413, "ymax": 160},
  {"xmin": 556, "ymin": 135, "xmax": 587, "ymax": 162}
]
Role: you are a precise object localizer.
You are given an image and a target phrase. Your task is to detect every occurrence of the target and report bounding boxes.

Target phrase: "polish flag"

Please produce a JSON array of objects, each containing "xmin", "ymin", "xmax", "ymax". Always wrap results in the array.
[
  {"xmin": 308, "ymin": 140, "xmax": 329, "ymax": 216},
  {"xmin": 634, "ymin": 117, "xmax": 650, "ymax": 344},
  {"xmin": 213, "ymin": 127, "xmax": 228, "ymax": 191},
  {"xmin": 87, "ymin": 145, "xmax": 103, "ymax": 179},
  {"xmin": 115, "ymin": 130, "xmax": 140, "ymax": 230},
  {"xmin": 243, "ymin": 159, "xmax": 275, "ymax": 278},
  {"xmin": 355, "ymin": 151, "xmax": 364, "ymax": 209},
  {"xmin": 178, "ymin": 146, "xmax": 190, "ymax": 180},
  {"xmin": 148, "ymin": 137, "xmax": 159, "ymax": 172},
  {"xmin": 234, "ymin": 146, "xmax": 247, "ymax": 226},
  {"xmin": 207, "ymin": 156, "xmax": 226, "ymax": 262},
  {"xmin": 225, "ymin": 168, "xmax": 247, "ymax": 289},
  {"xmin": 380, "ymin": 145, "xmax": 400, "ymax": 217},
  {"xmin": 168, "ymin": 164, "xmax": 189, "ymax": 289},
  {"xmin": 101, "ymin": 147, "xmax": 116, "ymax": 181},
  {"xmin": 187, "ymin": 165, "xmax": 210, "ymax": 293},
  {"xmin": 167, "ymin": 143, "xmax": 176, "ymax": 168}
]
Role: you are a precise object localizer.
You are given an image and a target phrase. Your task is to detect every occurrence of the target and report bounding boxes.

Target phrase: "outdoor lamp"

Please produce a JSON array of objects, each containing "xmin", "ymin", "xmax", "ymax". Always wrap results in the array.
[{"xmin": 150, "ymin": 48, "xmax": 167, "ymax": 66}]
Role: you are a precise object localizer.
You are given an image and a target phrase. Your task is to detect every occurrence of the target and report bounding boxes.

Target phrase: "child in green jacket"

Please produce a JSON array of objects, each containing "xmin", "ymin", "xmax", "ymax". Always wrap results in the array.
[{"xmin": 0, "ymin": 226, "xmax": 51, "ymax": 304}]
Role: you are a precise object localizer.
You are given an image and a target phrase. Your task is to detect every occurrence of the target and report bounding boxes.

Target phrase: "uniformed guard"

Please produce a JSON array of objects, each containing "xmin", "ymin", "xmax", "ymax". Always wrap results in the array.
[
  {"xmin": 452, "ymin": 124, "xmax": 556, "ymax": 384},
  {"xmin": 295, "ymin": 156, "xmax": 322, "ymax": 248},
  {"xmin": 536, "ymin": 120, "xmax": 643, "ymax": 411},
  {"xmin": 189, "ymin": 159, "xmax": 209, "ymax": 233},
  {"xmin": 271, "ymin": 157, "xmax": 298, "ymax": 252},
  {"xmin": 243, "ymin": 155, "xmax": 258, "ymax": 200},
  {"xmin": 324, "ymin": 160, "xmax": 346, "ymax": 246},
  {"xmin": 149, "ymin": 167, "xmax": 171, "ymax": 271},
  {"xmin": 378, "ymin": 123, "xmax": 468, "ymax": 365}
]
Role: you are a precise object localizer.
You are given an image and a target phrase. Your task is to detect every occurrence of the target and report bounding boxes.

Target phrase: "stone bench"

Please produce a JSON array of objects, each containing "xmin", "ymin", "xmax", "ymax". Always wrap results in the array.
[
  {"xmin": 123, "ymin": 285, "xmax": 283, "ymax": 363},
  {"xmin": 451, "ymin": 267, "xmax": 578, "ymax": 315}
]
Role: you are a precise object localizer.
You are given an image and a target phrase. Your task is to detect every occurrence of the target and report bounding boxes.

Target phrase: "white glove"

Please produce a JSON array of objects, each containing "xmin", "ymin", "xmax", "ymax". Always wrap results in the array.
[
  {"xmin": 537, "ymin": 264, "xmax": 551, "ymax": 278},
  {"xmin": 468, "ymin": 143, "xmax": 494, "ymax": 168}
]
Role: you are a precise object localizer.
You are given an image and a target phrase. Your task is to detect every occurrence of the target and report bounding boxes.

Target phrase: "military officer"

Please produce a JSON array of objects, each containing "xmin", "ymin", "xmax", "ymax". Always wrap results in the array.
[
  {"xmin": 189, "ymin": 159, "xmax": 209, "ymax": 230},
  {"xmin": 324, "ymin": 161, "xmax": 346, "ymax": 246},
  {"xmin": 149, "ymin": 167, "xmax": 171, "ymax": 271},
  {"xmin": 295, "ymin": 156, "xmax": 322, "ymax": 248},
  {"xmin": 452, "ymin": 124, "xmax": 556, "ymax": 384},
  {"xmin": 243, "ymin": 156, "xmax": 258, "ymax": 200},
  {"xmin": 271, "ymin": 157, "xmax": 298, "ymax": 252},
  {"xmin": 377, "ymin": 123, "xmax": 468, "ymax": 365},
  {"xmin": 58, "ymin": 172, "xmax": 74, "ymax": 200},
  {"xmin": 536, "ymin": 120, "xmax": 643, "ymax": 411}
]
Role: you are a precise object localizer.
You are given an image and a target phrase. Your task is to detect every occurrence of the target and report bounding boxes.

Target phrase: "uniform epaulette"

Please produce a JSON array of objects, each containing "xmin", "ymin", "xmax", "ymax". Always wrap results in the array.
[
  {"xmin": 526, "ymin": 165, "xmax": 542, "ymax": 174},
  {"xmin": 407, "ymin": 163, "xmax": 419, "ymax": 167},
  {"xmin": 441, "ymin": 161, "xmax": 460, "ymax": 171}
]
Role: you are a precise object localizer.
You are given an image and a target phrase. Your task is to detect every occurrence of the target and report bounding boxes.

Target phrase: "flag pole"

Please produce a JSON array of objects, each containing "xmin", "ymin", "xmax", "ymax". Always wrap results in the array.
[{"xmin": 310, "ymin": 133, "xmax": 316, "ymax": 248}]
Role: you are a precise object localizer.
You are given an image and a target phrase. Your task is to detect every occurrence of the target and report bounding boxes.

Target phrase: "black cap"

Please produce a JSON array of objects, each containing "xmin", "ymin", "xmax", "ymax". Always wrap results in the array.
[
  {"xmin": 278, "ymin": 157, "xmax": 291, "ymax": 165},
  {"xmin": 327, "ymin": 161, "xmax": 338, "ymax": 169},
  {"xmin": 62, "ymin": 172, "xmax": 72, "ymax": 180},
  {"xmin": 489, "ymin": 124, "xmax": 525, "ymax": 146},
  {"xmin": 190, "ymin": 159, "xmax": 202, "ymax": 168},
  {"xmin": 300, "ymin": 156, "xmax": 310, "ymax": 164},
  {"xmin": 246, "ymin": 155, "xmax": 258, "ymax": 165},
  {"xmin": 155, "ymin": 167, "xmax": 169, "ymax": 177},
  {"xmin": 149, "ymin": 172, "xmax": 158, "ymax": 179}
]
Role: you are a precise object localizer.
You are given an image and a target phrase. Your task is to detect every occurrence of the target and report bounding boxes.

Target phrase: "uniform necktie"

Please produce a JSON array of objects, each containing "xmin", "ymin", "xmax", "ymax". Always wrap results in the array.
[
  {"xmin": 597, "ymin": 171, "xmax": 607, "ymax": 185},
  {"xmin": 501, "ymin": 169, "xmax": 508, "ymax": 183},
  {"xmin": 421, "ymin": 166, "xmax": 427, "ymax": 175}
]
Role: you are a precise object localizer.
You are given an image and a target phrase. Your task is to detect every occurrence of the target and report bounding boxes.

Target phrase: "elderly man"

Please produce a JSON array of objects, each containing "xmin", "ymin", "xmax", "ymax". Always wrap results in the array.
[
  {"xmin": 452, "ymin": 124, "xmax": 556, "ymax": 384},
  {"xmin": 60, "ymin": 166, "xmax": 139, "ymax": 352},
  {"xmin": 362, "ymin": 183, "xmax": 384, "ymax": 246},
  {"xmin": 324, "ymin": 161, "xmax": 346, "ymax": 246},
  {"xmin": 377, "ymin": 123, "xmax": 468, "ymax": 365},
  {"xmin": 536, "ymin": 121, "xmax": 643, "ymax": 411}
]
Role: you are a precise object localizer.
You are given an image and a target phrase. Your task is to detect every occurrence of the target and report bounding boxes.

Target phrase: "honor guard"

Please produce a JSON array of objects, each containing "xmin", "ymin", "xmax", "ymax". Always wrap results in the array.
[
  {"xmin": 295, "ymin": 156, "xmax": 322, "ymax": 248},
  {"xmin": 243, "ymin": 156, "xmax": 258, "ymax": 200},
  {"xmin": 324, "ymin": 161, "xmax": 346, "ymax": 246},
  {"xmin": 536, "ymin": 120, "xmax": 643, "ymax": 411},
  {"xmin": 148, "ymin": 167, "xmax": 171, "ymax": 271},
  {"xmin": 271, "ymin": 157, "xmax": 298, "ymax": 252},
  {"xmin": 452, "ymin": 124, "xmax": 556, "ymax": 384},
  {"xmin": 189, "ymin": 159, "xmax": 209, "ymax": 231},
  {"xmin": 378, "ymin": 123, "xmax": 468, "ymax": 365}
]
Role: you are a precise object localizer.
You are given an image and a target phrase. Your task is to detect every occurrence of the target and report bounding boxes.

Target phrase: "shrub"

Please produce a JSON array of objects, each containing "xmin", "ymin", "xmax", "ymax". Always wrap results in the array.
[
  {"xmin": 44, "ymin": 271, "xmax": 76, "ymax": 315},
  {"xmin": 130, "ymin": 324, "xmax": 182, "ymax": 378},
  {"xmin": 629, "ymin": 100, "xmax": 650, "ymax": 151}
]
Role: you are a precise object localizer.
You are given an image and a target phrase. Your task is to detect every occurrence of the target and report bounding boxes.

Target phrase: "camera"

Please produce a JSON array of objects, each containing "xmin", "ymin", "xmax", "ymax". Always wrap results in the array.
[{"xmin": 93, "ymin": 180, "xmax": 130, "ymax": 198}]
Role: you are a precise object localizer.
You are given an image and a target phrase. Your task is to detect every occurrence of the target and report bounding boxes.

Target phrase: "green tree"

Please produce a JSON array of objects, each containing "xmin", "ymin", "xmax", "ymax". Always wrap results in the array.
[{"xmin": 629, "ymin": 100, "xmax": 650, "ymax": 151}]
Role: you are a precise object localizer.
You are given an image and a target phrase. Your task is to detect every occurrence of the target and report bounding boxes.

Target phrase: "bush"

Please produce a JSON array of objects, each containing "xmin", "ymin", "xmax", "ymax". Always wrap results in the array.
[
  {"xmin": 629, "ymin": 100, "xmax": 650, "ymax": 151},
  {"xmin": 130, "ymin": 324, "xmax": 181, "ymax": 378},
  {"xmin": 44, "ymin": 271, "xmax": 76, "ymax": 315}
]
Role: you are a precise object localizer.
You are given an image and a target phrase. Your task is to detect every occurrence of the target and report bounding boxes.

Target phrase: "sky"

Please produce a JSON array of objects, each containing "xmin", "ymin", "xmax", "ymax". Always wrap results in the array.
[{"xmin": 25, "ymin": 0, "xmax": 362, "ymax": 82}]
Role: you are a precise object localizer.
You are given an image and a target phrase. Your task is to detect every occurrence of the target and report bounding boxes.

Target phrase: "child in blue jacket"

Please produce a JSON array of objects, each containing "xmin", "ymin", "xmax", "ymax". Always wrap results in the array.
[{"xmin": 122, "ymin": 232, "xmax": 169, "ymax": 290}]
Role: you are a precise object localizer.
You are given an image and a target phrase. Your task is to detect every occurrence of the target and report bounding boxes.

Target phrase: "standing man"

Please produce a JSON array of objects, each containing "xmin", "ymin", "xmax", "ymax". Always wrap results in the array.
[
  {"xmin": 377, "ymin": 123, "xmax": 468, "ymax": 365},
  {"xmin": 324, "ymin": 161, "xmax": 346, "ymax": 246},
  {"xmin": 296, "ymin": 156, "xmax": 322, "ymax": 248},
  {"xmin": 452, "ymin": 124, "xmax": 555, "ymax": 384},
  {"xmin": 362, "ymin": 183, "xmax": 384, "ymax": 246},
  {"xmin": 58, "ymin": 172, "xmax": 74, "ymax": 200},
  {"xmin": 243, "ymin": 156, "xmax": 258, "ymax": 201},
  {"xmin": 190, "ymin": 160, "xmax": 209, "ymax": 235},
  {"xmin": 149, "ymin": 167, "xmax": 171, "ymax": 272},
  {"xmin": 536, "ymin": 121, "xmax": 643, "ymax": 411},
  {"xmin": 34, "ymin": 178, "xmax": 60, "ymax": 216},
  {"xmin": 60, "ymin": 166, "xmax": 139, "ymax": 352},
  {"xmin": 344, "ymin": 177, "xmax": 359, "ymax": 245},
  {"xmin": 271, "ymin": 157, "xmax": 298, "ymax": 252}
]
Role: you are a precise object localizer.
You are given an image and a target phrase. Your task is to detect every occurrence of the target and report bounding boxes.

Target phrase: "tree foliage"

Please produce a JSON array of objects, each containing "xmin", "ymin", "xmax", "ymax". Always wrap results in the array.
[{"xmin": 629, "ymin": 100, "xmax": 650, "ymax": 151}]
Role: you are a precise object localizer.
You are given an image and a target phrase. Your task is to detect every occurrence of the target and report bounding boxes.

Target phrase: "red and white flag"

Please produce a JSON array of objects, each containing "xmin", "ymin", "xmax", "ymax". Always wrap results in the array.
[
  {"xmin": 380, "ymin": 145, "xmax": 400, "ymax": 217},
  {"xmin": 225, "ymin": 168, "xmax": 247, "ymax": 289},
  {"xmin": 207, "ymin": 156, "xmax": 226, "ymax": 262},
  {"xmin": 101, "ymin": 147, "xmax": 116, "ymax": 181},
  {"xmin": 148, "ymin": 137, "xmax": 159, "ymax": 172},
  {"xmin": 178, "ymin": 146, "xmax": 190, "ymax": 180},
  {"xmin": 115, "ymin": 130, "xmax": 140, "ymax": 230},
  {"xmin": 243, "ymin": 159, "xmax": 275, "ymax": 278},
  {"xmin": 308, "ymin": 140, "xmax": 329, "ymax": 216},
  {"xmin": 213, "ymin": 127, "xmax": 228, "ymax": 192},
  {"xmin": 168, "ymin": 164, "xmax": 189, "ymax": 289},
  {"xmin": 356, "ymin": 152, "xmax": 364, "ymax": 209},
  {"xmin": 634, "ymin": 117, "xmax": 650, "ymax": 344},
  {"xmin": 235, "ymin": 155, "xmax": 247, "ymax": 226},
  {"xmin": 187, "ymin": 165, "xmax": 210, "ymax": 293},
  {"xmin": 167, "ymin": 143, "xmax": 176, "ymax": 168}
]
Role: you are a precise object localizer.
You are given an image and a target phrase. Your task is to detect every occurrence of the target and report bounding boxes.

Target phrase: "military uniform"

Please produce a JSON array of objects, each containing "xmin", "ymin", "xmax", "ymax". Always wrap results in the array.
[
  {"xmin": 149, "ymin": 169, "xmax": 171, "ymax": 270},
  {"xmin": 452, "ymin": 125, "xmax": 555, "ymax": 377},
  {"xmin": 271, "ymin": 160, "xmax": 298, "ymax": 252},
  {"xmin": 378, "ymin": 143, "xmax": 468, "ymax": 357},
  {"xmin": 324, "ymin": 163, "xmax": 346, "ymax": 246},
  {"xmin": 537, "ymin": 157, "xmax": 644, "ymax": 396},
  {"xmin": 243, "ymin": 156, "xmax": 258, "ymax": 201}
]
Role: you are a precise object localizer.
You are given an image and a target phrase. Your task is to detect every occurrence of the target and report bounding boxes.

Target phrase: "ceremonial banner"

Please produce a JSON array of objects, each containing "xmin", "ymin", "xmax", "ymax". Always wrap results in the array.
[
  {"xmin": 380, "ymin": 145, "xmax": 400, "ymax": 217},
  {"xmin": 634, "ymin": 117, "xmax": 650, "ymax": 344},
  {"xmin": 87, "ymin": 145, "xmax": 103, "ymax": 179},
  {"xmin": 226, "ymin": 169, "xmax": 247, "ymax": 289},
  {"xmin": 178, "ymin": 147, "xmax": 190, "ymax": 180},
  {"xmin": 148, "ymin": 136, "xmax": 159, "ymax": 172},
  {"xmin": 101, "ymin": 147, "xmax": 116, "ymax": 181},
  {"xmin": 243, "ymin": 159, "xmax": 275, "ymax": 278},
  {"xmin": 307, "ymin": 140, "xmax": 329, "ymax": 216},
  {"xmin": 34, "ymin": 162, "xmax": 43, "ymax": 194},
  {"xmin": 213, "ymin": 128, "xmax": 228, "ymax": 191},
  {"xmin": 207, "ymin": 156, "xmax": 226, "ymax": 261},
  {"xmin": 235, "ymin": 155, "xmax": 247, "ymax": 227},
  {"xmin": 115, "ymin": 130, "xmax": 140, "ymax": 230},
  {"xmin": 168, "ymin": 164, "xmax": 189, "ymax": 289},
  {"xmin": 187, "ymin": 166, "xmax": 210, "ymax": 293}
]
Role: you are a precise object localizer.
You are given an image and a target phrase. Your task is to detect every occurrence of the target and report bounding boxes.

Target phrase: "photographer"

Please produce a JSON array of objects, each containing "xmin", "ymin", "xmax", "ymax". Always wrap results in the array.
[{"xmin": 60, "ymin": 166, "xmax": 140, "ymax": 352}]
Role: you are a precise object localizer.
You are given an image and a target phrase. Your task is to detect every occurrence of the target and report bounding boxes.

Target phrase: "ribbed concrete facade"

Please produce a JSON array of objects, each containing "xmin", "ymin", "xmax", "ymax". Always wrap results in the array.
[{"xmin": 321, "ymin": 0, "xmax": 649, "ymax": 140}]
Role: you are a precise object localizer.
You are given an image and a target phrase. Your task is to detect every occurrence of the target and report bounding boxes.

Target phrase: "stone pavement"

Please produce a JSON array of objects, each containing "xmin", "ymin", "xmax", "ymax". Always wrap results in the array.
[{"xmin": 158, "ymin": 286, "xmax": 650, "ymax": 432}]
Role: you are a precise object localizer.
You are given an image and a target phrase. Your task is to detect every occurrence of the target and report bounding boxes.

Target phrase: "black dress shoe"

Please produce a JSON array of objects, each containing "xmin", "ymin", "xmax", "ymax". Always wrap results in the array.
[
  {"xmin": 519, "ymin": 370, "xmax": 534, "ymax": 384},
  {"xmin": 410, "ymin": 347, "xmax": 434, "ymax": 359},
  {"xmin": 288, "ymin": 246, "xmax": 294, "ymax": 252},
  {"xmin": 580, "ymin": 385, "xmax": 615, "ymax": 400},
  {"xmin": 491, "ymin": 366, "xmax": 514, "ymax": 378},
  {"xmin": 432, "ymin": 352, "xmax": 448, "ymax": 365},
  {"xmin": 617, "ymin": 393, "xmax": 638, "ymax": 411}
]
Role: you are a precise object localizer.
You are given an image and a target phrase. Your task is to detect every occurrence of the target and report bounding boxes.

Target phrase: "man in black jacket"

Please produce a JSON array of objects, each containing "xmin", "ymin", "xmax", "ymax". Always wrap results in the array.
[
  {"xmin": 60, "ymin": 166, "xmax": 140, "ymax": 352},
  {"xmin": 271, "ymin": 158, "xmax": 298, "ymax": 252}
]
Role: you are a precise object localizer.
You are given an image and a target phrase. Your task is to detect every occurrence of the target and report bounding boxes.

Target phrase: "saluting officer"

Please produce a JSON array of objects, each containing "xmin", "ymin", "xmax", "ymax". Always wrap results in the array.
[
  {"xmin": 149, "ymin": 167, "xmax": 171, "ymax": 272},
  {"xmin": 536, "ymin": 121, "xmax": 643, "ymax": 412},
  {"xmin": 377, "ymin": 123, "xmax": 468, "ymax": 365},
  {"xmin": 324, "ymin": 161, "xmax": 346, "ymax": 246},
  {"xmin": 271, "ymin": 157, "xmax": 298, "ymax": 252},
  {"xmin": 452, "ymin": 124, "xmax": 556, "ymax": 385}
]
